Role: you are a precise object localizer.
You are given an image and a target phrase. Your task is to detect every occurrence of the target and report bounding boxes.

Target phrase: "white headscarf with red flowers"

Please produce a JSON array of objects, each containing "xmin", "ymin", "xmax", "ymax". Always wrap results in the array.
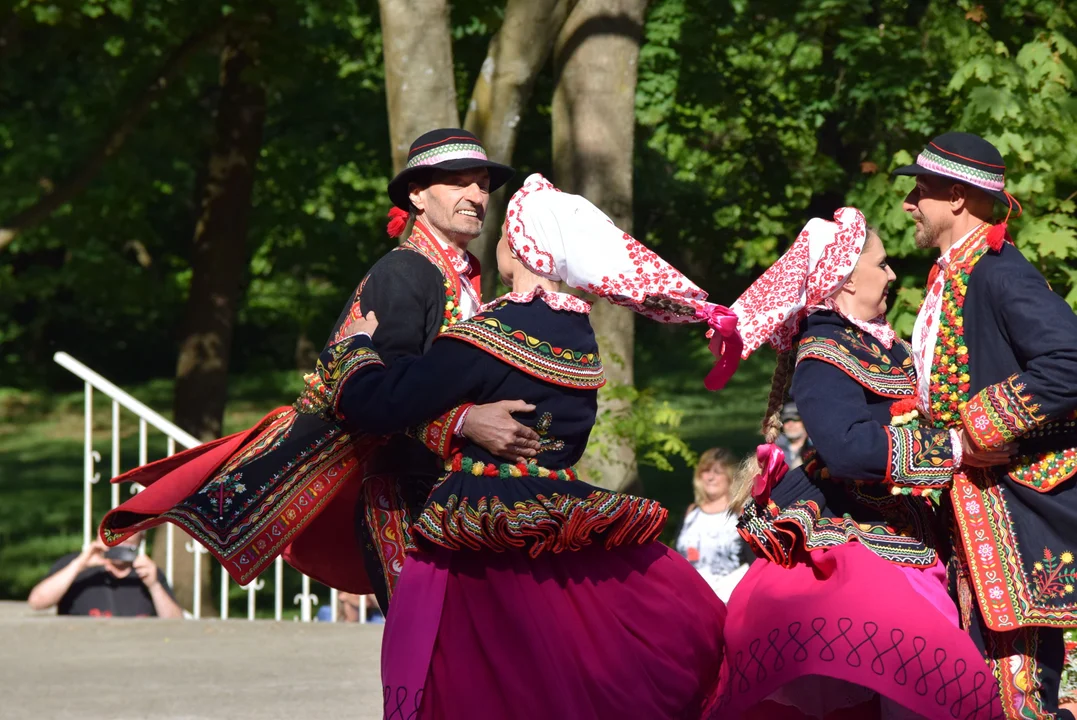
[
  {"xmin": 731, "ymin": 207, "xmax": 896, "ymax": 358},
  {"xmin": 505, "ymin": 173, "xmax": 742, "ymax": 389}
]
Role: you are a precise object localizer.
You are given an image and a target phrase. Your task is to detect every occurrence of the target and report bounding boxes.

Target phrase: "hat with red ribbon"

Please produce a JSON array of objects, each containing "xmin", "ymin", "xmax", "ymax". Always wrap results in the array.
[
  {"xmin": 385, "ymin": 128, "xmax": 515, "ymax": 238},
  {"xmin": 892, "ymin": 131, "xmax": 1021, "ymax": 251}
]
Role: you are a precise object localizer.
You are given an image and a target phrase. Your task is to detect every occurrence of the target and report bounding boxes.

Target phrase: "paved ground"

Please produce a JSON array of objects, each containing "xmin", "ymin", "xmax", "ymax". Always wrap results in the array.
[{"xmin": 0, "ymin": 601, "xmax": 384, "ymax": 720}]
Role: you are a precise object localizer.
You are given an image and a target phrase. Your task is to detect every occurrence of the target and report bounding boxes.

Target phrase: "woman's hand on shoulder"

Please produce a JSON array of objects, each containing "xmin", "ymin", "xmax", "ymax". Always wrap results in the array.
[{"xmin": 341, "ymin": 311, "xmax": 379, "ymax": 340}]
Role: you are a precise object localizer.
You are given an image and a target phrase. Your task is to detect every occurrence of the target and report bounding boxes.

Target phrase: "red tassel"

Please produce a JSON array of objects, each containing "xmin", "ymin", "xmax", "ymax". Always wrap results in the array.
[
  {"xmin": 985, "ymin": 222, "xmax": 1011, "ymax": 252},
  {"xmin": 386, "ymin": 207, "xmax": 409, "ymax": 238}
]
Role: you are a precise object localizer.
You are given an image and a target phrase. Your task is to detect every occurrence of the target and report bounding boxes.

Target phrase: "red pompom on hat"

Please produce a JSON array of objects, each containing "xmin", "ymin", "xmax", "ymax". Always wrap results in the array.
[
  {"xmin": 985, "ymin": 192, "xmax": 1022, "ymax": 251},
  {"xmin": 387, "ymin": 207, "xmax": 409, "ymax": 238}
]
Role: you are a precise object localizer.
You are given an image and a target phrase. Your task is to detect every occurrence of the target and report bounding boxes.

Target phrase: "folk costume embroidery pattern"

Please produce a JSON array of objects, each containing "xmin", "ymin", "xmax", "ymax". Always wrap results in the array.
[
  {"xmin": 984, "ymin": 627, "xmax": 1052, "ymax": 719},
  {"xmin": 796, "ymin": 329, "xmax": 916, "ymax": 398},
  {"xmin": 1028, "ymin": 548, "xmax": 1077, "ymax": 605},
  {"xmin": 481, "ymin": 286, "xmax": 593, "ymax": 315},
  {"xmin": 534, "ymin": 412, "xmax": 565, "ymax": 454},
  {"xmin": 103, "ymin": 416, "xmax": 370, "ymax": 586},
  {"xmin": 410, "ymin": 403, "xmax": 473, "ymax": 460},
  {"xmin": 731, "ymin": 207, "xmax": 896, "ymax": 356},
  {"xmin": 926, "ymin": 224, "xmax": 990, "ymax": 427},
  {"xmin": 361, "ymin": 473, "xmax": 415, "ymax": 598},
  {"xmin": 936, "ymin": 229, "xmax": 1077, "ymax": 628},
  {"xmin": 414, "ymin": 472, "xmax": 667, "ymax": 557},
  {"xmin": 1008, "ymin": 446, "xmax": 1077, "ymax": 492},
  {"xmin": 439, "ymin": 314, "xmax": 605, "ymax": 390},
  {"xmin": 738, "ymin": 451, "xmax": 940, "ymax": 569},
  {"xmin": 884, "ymin": 426, "xmax": 954, "ymax": 490},
  {"xmin": 962, "ymin": 375, "xmax": 1045, "ymax": 452},
  {"xmin": 504, "ymin": 174, "xmax": 717, "ymax": 325}
]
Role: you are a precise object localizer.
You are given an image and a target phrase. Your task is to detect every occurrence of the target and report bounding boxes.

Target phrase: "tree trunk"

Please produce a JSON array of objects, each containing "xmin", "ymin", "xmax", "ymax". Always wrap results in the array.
[
  {"xmin": 0, "ymin": 19, "xmax": 231, "ymax": 252},
  {"xmin": 463, "ymin": 0, "xmax": 578, "ymax": 298},
  {"xmin": 378, "ymin": 0, "xmax": 459, "ymax": 171},
  {"xmin": 173, "ymin": 34, "xmax": 266, "ymax": 442},
  {"xmin": 552, "ymin": 0, "xmax": 649, "ymax": 492}
]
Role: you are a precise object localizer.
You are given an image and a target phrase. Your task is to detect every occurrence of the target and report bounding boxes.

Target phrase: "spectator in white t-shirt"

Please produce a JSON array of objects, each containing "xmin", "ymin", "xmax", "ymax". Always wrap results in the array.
[{"xmin": 674, "ymin": 447, "xmax": 753, "ymax": 601}]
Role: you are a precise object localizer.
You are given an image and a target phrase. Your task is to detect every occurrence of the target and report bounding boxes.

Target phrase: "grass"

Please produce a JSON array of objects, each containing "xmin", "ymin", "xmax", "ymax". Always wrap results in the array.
[{"xmin": 0, "ymin": 352, "xmax": 774, "ymax": 602}]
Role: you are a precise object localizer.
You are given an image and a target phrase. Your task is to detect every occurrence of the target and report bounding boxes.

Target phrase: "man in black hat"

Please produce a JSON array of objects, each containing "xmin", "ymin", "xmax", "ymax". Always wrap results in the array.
[
  {"xmin": 331, "ymin": 128, "xmax": 538, "ymax": 613},
  {"xmin": 894, "ymin": 131, "xmax": 1077, "ymax": 718}
]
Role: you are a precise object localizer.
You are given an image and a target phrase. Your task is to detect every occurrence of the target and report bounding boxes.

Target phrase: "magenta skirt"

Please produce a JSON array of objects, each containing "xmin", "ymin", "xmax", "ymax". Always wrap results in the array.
[
  {"xmin": 382, "ymin": 541, "xmax": 726, "ymax": 720},
  {"xmin": 711, "ymin": 542, "xmax": 1002, "ymax": 720}
]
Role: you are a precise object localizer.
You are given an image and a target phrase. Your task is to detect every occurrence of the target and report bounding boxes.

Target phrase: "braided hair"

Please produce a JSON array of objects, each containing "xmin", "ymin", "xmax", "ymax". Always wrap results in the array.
[{"xmin": 729, "ymin": 350, "xmax": 795, "ymax": 513}]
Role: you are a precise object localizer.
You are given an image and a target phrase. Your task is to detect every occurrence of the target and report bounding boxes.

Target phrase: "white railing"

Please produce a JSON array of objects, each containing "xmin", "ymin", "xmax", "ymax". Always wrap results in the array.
[{"xmin": 53, "ymin": 352, "xmax": 372, "ymax": 623}]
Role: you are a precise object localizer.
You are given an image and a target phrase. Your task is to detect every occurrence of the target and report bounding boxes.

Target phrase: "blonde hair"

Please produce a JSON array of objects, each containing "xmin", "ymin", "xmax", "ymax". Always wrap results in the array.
[
  {"xmin": 729, "ymin": 350, "xmax": 796, "ymax": 513},
  {"xmin": 693, "ymin": 447, "xmax": 739, "ymax": 506}
]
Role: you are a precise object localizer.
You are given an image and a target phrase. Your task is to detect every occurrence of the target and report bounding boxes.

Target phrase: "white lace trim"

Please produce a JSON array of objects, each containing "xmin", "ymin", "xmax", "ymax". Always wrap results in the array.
[{"xmin": 481, "ymin": 286, "xmax": 592, "ymax": 314}]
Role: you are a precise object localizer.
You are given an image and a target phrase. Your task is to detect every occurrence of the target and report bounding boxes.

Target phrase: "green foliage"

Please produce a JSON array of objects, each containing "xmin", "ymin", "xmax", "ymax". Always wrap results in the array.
[
  {"xmin": 636, "ymin": 0, "xmax": 1077, "ymax": 334},
  {"xmin": 587, "ymin": 379, "xmax": 698, "ymax": 482},
  {"xmin": 4, "ymin": 0, "xmax": 1077, "ymax": 588}
]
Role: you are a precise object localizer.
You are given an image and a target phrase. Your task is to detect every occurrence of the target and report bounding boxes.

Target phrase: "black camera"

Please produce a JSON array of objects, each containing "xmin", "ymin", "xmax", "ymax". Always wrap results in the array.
[{"xmin": 103, "ymin": 545, "xmax": 139, "ymax": 563}]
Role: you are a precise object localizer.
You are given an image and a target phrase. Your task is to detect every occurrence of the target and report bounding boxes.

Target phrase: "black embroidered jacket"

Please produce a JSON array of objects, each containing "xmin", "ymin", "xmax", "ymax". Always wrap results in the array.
[
  {"xmin": 739, "ymin": 311, "xmax": 957, "ymax": 568},
  {"xmin": 936, "ymin": 235, "xmax": 1077, "ymax": 630},
  {"xmin": 313, "ymin": 294, "xmax": 668, "ymax": 556}
]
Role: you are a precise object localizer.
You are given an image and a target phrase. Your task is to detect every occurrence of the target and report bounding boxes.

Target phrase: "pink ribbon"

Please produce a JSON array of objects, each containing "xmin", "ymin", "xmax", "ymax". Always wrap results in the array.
[
  {"xmin": 696, "ymin": 304, "xmax": 744, "ymax": 391},
  {"xmin": 752, "ymin": 443, "xmax": 789, "ymax": 504}
]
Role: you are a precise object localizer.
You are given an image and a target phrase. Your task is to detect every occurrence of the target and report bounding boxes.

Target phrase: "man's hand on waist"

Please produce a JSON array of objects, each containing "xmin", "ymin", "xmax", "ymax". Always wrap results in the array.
[{"xmin": 462, "ymin": 400, "xmax": 541, "ymax": 462}]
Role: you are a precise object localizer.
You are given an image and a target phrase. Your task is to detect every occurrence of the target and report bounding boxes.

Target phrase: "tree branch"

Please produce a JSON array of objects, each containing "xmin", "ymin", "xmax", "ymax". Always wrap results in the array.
[
  {"xmin": 464, "ymin": 0, "xmax": 579, "ymax": 297},
  {"xmin": 0, "ymin": 17, "xmax": 232, "ymax": 252}
]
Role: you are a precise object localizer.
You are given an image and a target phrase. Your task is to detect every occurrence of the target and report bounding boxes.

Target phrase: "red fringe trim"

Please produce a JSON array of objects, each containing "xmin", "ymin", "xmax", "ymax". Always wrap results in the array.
[{"xmin": 414, "ymin": 491, "xmax": 668, "ymax": 557}]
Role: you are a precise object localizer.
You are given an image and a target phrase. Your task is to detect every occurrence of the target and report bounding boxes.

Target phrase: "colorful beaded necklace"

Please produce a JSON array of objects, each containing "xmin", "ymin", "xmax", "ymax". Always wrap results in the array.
[{"xmin": 929, "ymin": 223, "xmax": 991, "ymax": 429}]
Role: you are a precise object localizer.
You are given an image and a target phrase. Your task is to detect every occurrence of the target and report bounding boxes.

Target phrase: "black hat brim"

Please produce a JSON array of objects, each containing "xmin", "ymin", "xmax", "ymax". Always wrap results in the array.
[
  {"xmin": 388, "ymin": 158, "xmax": 515, "ymax": 210},
  {"xmin": 892, "ymin": 163, "xmax": 1009, "ymax": 206}
]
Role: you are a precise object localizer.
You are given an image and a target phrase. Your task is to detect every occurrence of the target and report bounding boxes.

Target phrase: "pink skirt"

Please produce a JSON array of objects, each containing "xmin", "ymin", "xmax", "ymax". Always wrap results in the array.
[
  {"xmin": 711, "ymin": 542, "xmax": 1002, "ymax": 719},
  {"xmin": 382, "ymin": 542, "xmax": 727, "ymax": 720}
]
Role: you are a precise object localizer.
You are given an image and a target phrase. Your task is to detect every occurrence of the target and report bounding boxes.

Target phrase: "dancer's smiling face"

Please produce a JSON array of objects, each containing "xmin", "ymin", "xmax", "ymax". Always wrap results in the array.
[
  {"xmin": 832, "ymin": 231, "xmax": 896, "ymax": 321},
  {"xmin": 409, "ymin": 168, "xmax": 490, "ymax": 246}
]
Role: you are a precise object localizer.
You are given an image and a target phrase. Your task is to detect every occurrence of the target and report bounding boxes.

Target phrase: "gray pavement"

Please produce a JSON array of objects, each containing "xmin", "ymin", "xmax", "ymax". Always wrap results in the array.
[{"xmin": 0, "ymin": 601, "xmax": 383, "ymax": 720}]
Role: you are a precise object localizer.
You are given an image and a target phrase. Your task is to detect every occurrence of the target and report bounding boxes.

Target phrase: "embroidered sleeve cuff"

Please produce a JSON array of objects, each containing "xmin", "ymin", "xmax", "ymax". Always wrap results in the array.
[
  {"xmin": 961, "ymin": 374, "xmax": 1044, "ymax": 451},
  {"xmin": 294, "ymin": 335, "xmax": 384, "ymax": 421},
  {"xmin": 884, "ymin": 426, "xmax": 954, "ymax": 490},
  {"xmin": 410, "ymin": 403, "xmax": 474, "ymax": 459}
]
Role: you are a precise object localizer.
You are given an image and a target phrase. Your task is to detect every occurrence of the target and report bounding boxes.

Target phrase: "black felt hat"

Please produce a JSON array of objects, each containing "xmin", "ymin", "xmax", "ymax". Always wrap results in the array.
[
  {"xmin": 892, "ymin": 131, "xmax": 1015, "ymax": 209},
  {"xmin": 387, "ymin": 128, "xmax": 514, "ymax": 210}
]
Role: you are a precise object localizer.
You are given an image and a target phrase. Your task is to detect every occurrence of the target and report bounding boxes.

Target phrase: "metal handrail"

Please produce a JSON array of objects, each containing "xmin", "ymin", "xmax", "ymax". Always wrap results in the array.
[
  {"xmin": 50, "ymin": 351, "xmax": 355, "ymax": 623},
  {"xmin": 52, "ymin": 352, "xmax": 202, "ymax": 449}
]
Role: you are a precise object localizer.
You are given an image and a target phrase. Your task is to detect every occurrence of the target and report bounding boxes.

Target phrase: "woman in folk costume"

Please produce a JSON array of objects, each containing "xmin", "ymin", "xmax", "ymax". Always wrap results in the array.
[
  {"xmin": 324, "ymin": 173, "xmax": 740, "ymax": 720},
  {"xmin": 711, "ymin": 208, "xmax": 1009, "ymax": 719},
  {"xmin": 96, "ymin": 129, "xmax": 536, "ymax": 613}
]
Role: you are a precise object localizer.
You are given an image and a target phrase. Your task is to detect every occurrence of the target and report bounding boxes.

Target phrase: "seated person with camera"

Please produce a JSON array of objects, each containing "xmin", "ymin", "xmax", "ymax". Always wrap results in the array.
[{"xmin": 27, "ymin": 532, "xmax": 183, "ymax": 618}]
